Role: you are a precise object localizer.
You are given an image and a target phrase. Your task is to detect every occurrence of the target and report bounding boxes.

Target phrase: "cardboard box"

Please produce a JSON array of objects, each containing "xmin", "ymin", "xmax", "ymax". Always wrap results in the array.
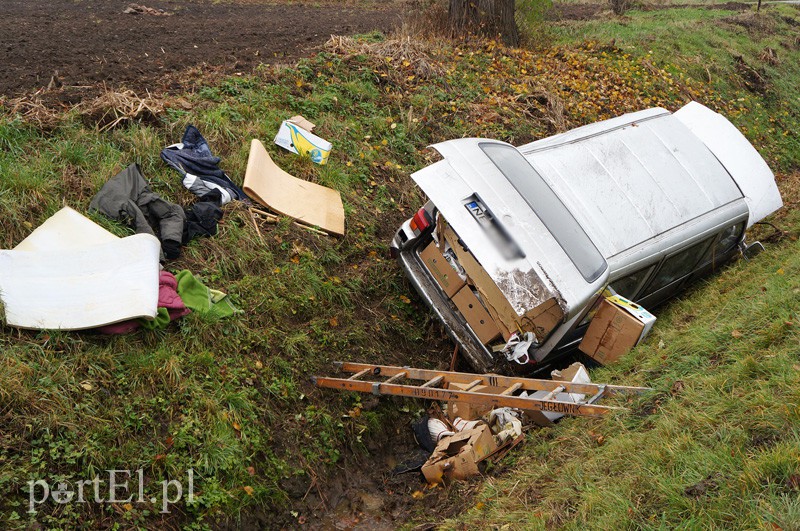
[
  {"xmin": 420, "ymin": 241, "xmax": 466, "ymax": 298},
  {"xmin": 552, "ymin": 362, "xmax": 591, "ymax": 403},
  {"xmin": 274, "ymin": 116, "xmax": 332, "ymax": 165},
  {"xmin": 440, "ymin": 221, "xmax": 563, "ymax": 342},
  {"xmin": 579, "ymin": 295, "xmax": 656, "ymax": 364},
  {"xmin": 451, "ymin": 286, "xmax": 501, "ymax": 345},
  {"xmin": 421, "ymin": 424, "xmax": 497, "ymax": 484},
  {"xmin": 448, "ymin": 381, "xmax": 507, "ymax": 420},
  {"xmin": 524, "ymin": 362, "xmax": 591, "ymax": 427}
]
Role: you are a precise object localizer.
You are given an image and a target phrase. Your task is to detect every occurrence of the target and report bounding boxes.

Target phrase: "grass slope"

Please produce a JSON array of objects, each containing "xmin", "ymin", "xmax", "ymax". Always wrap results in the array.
[{"xmin": 0, "ymin": 3, "xmax": 797, "ymax": 529}]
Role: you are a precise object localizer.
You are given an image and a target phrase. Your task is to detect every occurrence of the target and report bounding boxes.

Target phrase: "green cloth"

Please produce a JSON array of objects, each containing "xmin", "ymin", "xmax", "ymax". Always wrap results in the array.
[
  {"xmin": 140, "ymin": 307, "xmax": 172, "ymax": 330},
  {"xmin": 174, "ymin": 270, "xmax": 238, "ymax": 318}
]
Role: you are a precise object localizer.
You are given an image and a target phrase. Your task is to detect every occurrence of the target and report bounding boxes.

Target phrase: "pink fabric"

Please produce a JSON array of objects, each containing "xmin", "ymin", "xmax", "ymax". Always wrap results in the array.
[
  {"xmin": 96, "ymin": 271, "xmax": 190, "ymax": 334},
  {"xmin": 98, "ymin": 320, "xmax": 141, "ymax": 335},
  {"xmin": 157, "ymin": 270, "xmax": 189, "ymax": 311}
]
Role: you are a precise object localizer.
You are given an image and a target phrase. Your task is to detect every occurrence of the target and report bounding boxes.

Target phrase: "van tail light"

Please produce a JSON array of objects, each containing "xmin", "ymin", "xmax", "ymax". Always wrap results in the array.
[{"xmin": 409, "ymin": 207, "xmax": 433, "ymax": 235}]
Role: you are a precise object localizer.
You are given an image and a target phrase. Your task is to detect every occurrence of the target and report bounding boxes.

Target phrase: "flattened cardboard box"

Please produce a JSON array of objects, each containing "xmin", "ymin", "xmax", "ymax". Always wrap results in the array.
[
  {"xmin": 420, "ymin": 241, "xmax": 466, "ymax": 298},
  {"xmin": 440, "ymin": 221, "xmax": 563, "ymax": 341},
  {"xmin": 421, "ymin": 424, "xmax": 497, "ymax": 484},
  {"xmin": 579, "ymin": 295, "xmax": 656, "ymax": 364}
]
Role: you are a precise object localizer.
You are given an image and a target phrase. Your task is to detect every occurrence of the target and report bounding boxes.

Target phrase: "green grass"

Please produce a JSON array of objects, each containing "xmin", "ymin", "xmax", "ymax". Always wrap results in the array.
[
  {"xmin": 550, "ymin": 4, "xmax": 800, "ymax": 171},
  {"xmin": 1, "ymin": 3, "xmax": 799, "ymax": 528}
]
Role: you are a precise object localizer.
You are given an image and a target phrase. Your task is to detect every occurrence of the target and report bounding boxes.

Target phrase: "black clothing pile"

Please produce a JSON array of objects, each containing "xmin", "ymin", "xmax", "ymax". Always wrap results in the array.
[
  {"xmin": 184, "ymin": 200, "xmax": 223, "ymax": 242},
  {"xmin": 90, "ymin": 163, "xmax": 224, "ymax": 260}
]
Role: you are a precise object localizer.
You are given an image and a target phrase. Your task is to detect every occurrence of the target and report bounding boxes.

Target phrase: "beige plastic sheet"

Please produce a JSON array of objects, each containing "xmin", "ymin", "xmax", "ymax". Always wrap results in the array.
[
  {"xmin": 243, "ymin": 139, "xmax": 345, "ymax": 236},
  {"xmin": 0, "ymin": 208, "xmax": 160, "ymax": 330},
  {"xmin": 14, "ymin": 206, "xmax": 117, "ymax": 252}
]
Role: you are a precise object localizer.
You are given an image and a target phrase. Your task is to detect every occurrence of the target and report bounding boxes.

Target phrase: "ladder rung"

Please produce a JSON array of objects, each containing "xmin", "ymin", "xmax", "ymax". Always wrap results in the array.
[
  {"xmin": 348, "ymin": 368, "xmax": 371, "ymax": 381},
  {"xmin": 587, "ymin": 385, "xmax": 606, "ymax": 404},
  {"xmin": 421, "ymin": 376, "xmax": 444, "ymax": 388},
  {"xmin": 541, "ymin": 385, "xmax": 565, "ymax": 402},
  {"xmin": 463, "ymin": 379, "xmax": 483, "ymax": 391},
  {"xmin": 383, "ymin": 371, "xmax": 407, "ymax": 384},
  {"xmin": 501, "ymin": 383, "xmax": 523, "ymax": 396}
]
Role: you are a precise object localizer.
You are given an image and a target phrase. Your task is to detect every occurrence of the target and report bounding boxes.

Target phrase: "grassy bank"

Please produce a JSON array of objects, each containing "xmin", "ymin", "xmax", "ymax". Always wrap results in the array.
[
  {"xmin": 550, "ymin": 4, "xmax": 800, "ymax": 172},
  {"xmin": 1, "ymin": 2, "xmax": 798, "ymax": 528}
]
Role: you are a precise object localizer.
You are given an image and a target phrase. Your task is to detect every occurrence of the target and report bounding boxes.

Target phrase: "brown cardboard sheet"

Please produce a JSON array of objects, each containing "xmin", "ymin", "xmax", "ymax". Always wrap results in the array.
[
  {"xmin": 451, "ymin": 286, "xmax": 502, "ymax": 344},
  {"xmin": 243, "ymin": 139, "xmax": 345, "ymax": 236}
]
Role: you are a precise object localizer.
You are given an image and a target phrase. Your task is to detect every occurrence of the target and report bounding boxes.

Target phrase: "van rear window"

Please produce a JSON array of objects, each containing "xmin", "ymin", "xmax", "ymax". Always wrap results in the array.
[{"xmin": 480, "ymin": 142, "xmax": 607, "ymax": 282}]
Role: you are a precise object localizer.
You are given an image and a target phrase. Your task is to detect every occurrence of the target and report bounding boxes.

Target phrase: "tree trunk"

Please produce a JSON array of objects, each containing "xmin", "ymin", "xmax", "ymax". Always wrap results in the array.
[
  {"xmin": 448, "ymin": 0, "xmax": 519, "ymax": 47},
  {"xmin": 610, "ymin": 0, "xmax": 629, "ymax": 15}
]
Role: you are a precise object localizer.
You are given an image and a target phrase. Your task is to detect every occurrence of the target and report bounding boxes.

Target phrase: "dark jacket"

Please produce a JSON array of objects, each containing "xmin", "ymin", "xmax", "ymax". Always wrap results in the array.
[
  {"xmin": 89, "ymin": 163, "xmax": 186, "ymax": 259},
  {"xmin": 161, "ymin": 125, "xmax": 246, "ymax": 204}
]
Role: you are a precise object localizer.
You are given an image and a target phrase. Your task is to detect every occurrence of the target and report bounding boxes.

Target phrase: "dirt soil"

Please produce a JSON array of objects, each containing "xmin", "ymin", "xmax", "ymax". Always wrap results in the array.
[
  {"xmin": 0, "ymin": 0, "xmax": 403, "ymax": 98},
  {"xmin": 228, "ymin": 405, "xmax": 485, "ymax": 530}
]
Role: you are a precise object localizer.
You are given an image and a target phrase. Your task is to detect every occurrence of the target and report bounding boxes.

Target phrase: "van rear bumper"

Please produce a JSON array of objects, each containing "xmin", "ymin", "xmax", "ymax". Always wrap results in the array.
[{"xmin": 397, "ymin": 240, "xmax": 497, "ymax": 373}]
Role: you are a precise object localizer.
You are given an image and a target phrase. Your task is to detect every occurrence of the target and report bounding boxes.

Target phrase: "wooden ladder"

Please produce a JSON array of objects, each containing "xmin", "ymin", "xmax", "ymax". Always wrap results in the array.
[{"xmin": 313, "ymin": 362, "xmax": 651, "ymax": 418}]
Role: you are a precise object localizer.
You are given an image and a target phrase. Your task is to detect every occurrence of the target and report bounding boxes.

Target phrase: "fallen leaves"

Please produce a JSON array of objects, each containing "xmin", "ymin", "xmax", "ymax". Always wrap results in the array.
[
  {"xmin": 588, "ymin": 430, "xmax": 606, "ymax": 446},
  {"xmin": 326, "ymin": 33, "xmax": 722, "ymax": 143}
]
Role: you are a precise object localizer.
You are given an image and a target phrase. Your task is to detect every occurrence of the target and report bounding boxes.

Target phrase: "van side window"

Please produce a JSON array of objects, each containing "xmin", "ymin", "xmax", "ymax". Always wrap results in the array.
[
  {"xmin": 645, "ymin": 238, "xmax": 714, "ymax": 294},
  {"xmin": 610, "ymin": 264, "xmax": 656, "ymax": 301},
  {"xmin": 703, "ymin": 222, "xmax": 745, "ymax": 267}
]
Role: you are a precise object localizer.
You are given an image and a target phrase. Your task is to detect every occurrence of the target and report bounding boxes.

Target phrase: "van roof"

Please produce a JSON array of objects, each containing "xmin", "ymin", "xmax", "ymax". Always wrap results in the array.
[{"xmin": 518, "ymin": 108, "xmax": 744, "ymax": 258}]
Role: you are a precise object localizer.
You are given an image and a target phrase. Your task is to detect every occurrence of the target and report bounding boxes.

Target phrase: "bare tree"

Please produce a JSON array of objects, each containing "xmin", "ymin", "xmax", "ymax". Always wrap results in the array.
[{"xmin": 448, "ymin": 0, "xmax": 519, "ymax": 46}]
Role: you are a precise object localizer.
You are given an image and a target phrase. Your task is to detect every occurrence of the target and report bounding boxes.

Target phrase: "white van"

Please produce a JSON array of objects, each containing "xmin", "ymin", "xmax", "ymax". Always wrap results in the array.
[{"xmin": 391, "ymin": 102, "xmax": 783, "ymax": 372}]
